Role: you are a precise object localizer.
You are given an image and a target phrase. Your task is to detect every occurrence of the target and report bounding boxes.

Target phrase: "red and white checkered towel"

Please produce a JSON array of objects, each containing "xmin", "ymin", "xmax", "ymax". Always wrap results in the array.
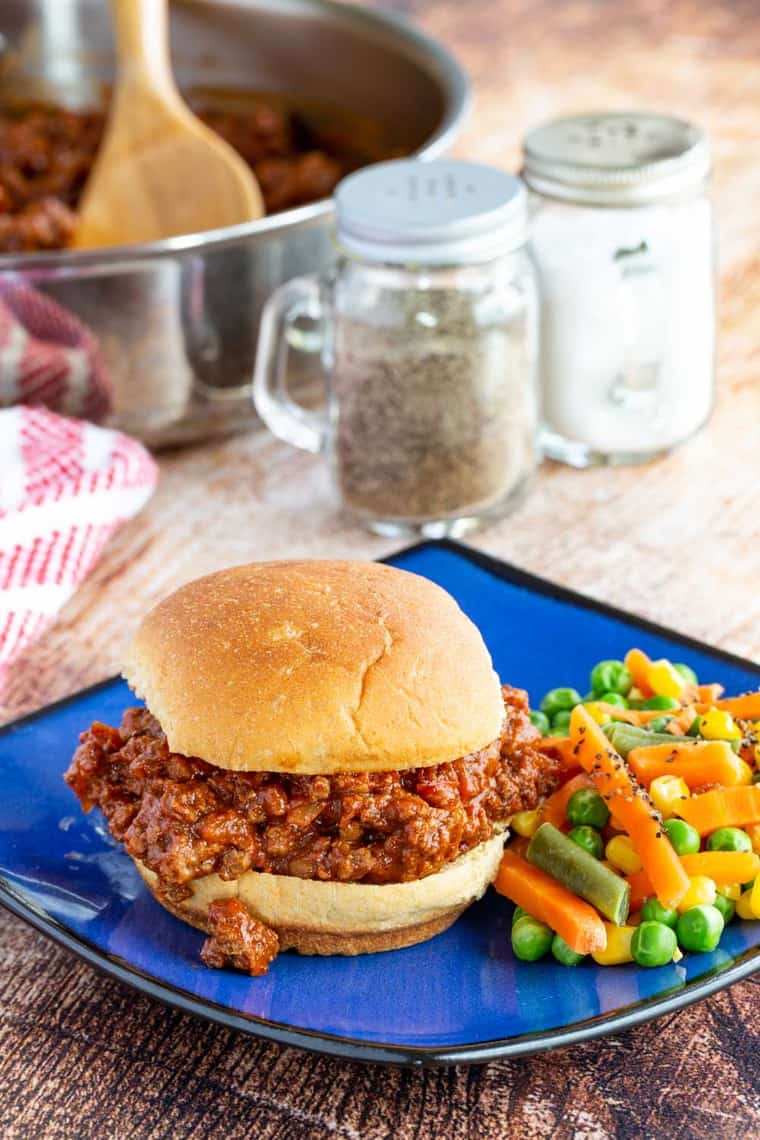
[
  {"xmin": 0, "ymin": 405, "xmax": 158, "ymax": 692},
  {"xmin": 0, "ymin": 281, "xmax": 112, "ymax": 422}
]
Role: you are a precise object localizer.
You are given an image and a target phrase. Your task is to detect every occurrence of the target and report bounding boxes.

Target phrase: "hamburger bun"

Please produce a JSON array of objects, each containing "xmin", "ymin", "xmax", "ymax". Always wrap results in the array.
[
  {"xmin": 123, "ymin": 559, "xmax": 503, "ymax": 774},
  {"xmin": 135, "ymin": 830, "xmax": 506, "ymax": 955}
]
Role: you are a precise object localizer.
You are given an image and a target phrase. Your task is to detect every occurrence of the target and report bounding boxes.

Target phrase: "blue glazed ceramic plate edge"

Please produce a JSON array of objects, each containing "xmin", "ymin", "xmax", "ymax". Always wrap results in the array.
[{"xmin": 1, "ymin": 539, "xmax": 758, "ymax": 1067}]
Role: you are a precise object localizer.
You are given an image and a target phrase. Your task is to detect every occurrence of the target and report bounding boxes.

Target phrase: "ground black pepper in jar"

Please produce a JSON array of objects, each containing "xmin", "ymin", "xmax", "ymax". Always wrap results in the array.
[{"xmin": 254, "ymin": 159, "xmax": 539, "ymax": 535}]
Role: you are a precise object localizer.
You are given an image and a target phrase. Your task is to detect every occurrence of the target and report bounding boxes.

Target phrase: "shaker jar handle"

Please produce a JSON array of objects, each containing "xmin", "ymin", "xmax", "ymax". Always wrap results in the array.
[{"xmin": 253, "ymin": 275, "xmax": 328, "ymax": 454}]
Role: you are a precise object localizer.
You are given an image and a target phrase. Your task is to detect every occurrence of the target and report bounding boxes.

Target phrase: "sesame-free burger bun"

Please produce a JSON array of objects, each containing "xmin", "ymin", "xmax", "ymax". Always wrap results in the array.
[
  {"xmin": 123, "ymin": 560, "xmax": 504, "ymax": 774},
  {"xmin": 134, "ymin": 831, "xmax": 506, "ymax": 955}
]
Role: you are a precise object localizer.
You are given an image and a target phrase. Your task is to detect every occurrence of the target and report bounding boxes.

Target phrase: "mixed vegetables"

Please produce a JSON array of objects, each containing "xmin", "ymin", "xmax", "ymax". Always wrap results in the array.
[{"xmin": 495, "ymin": 648, "xmax": 760, "ymax": 968}]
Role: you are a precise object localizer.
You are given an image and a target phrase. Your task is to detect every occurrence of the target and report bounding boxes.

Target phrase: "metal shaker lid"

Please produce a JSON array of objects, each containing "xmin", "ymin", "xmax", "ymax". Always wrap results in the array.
[
  {"xmin": 522, "ymin": 112, "xmax": 711, "ymax": 206},
  {"xmin": 335, "ymin": 159, "xmax": 528, "ymax": 265}
]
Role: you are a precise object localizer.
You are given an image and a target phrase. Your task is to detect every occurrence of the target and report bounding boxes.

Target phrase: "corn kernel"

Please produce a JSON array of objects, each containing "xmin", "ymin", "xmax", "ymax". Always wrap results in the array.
[
  {"xmin": 736, "ymin": 886, "xmax": 758, "ymax": 921},
  {"xmin": 650, "ymin": 775, "xmax": 691, "ymax": 819},
  {"xmin": 736, "ymin": 759, "xmax": 754, "ymax": 786},
  {"xmin": 699, "ymin": 708, "xmax": 742, "ymax": 741},
  {"xmin": 647, "ymin": 659, "xmax": 687, "ymax": 699},
  {"xmin": 605, "ymin": 835, "xmax": 643, "ymax": 875},
  {"xmin": 511, "ymin": 810, "xmax": 541, "ymax": 838},
  {"xmin": 677, "ymin": 875, "xmax": 717, "ymax": 913},
  {"xmin": 746, "ymin": 825, "xmax": 760, "ymax": 855},
  {"xmin": 592, "ymin": 924, "xmax": 635, "ymax": 966},
  {"xmin": 583, "ymin": 702, "xmax": 612, "ymax": 725},
  {"xmin": 718, "ymin": 883, "xmax": 742, "ymax": 900}
]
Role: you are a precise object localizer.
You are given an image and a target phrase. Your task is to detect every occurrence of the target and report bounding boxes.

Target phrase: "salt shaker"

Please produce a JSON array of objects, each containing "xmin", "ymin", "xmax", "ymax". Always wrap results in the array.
[
  {"xmin": 523, "ymin": 112, "xmax": 716, "ymax": 466},
  {"xmin": 254, "ymin": 159, "xmax": 539, "ymax": 536}
]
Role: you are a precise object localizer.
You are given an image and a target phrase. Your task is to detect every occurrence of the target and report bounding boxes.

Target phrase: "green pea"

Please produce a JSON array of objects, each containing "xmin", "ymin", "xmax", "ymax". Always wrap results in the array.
[
  {"xmin": 673, "ymin": 663, "xmax": 698, "ymax": 686},
  {"xmin": 551, "ymin": 709, "xmax": 572, "ymax": 734},
  {"xmin": 676, "ymin": 905, "xmax": 724, "ymax": 953},
  {"xmin": 597, "ymin": 692, "xmax": 629, "ymax": 708},
  {"xmin": 541, "ymin": 688, "xmax": 583, "ymax": 718},
  {"xmin": 567, "ymin": 825, "xmax": 604, "ymax": 860},
  {"xmin": 640, "ymin": 897, "xmax": 678, "ymax": 929},
  {"xmin": 511, "ymin": 916, "xmax": 553, "ymax": 961},
  {"xmin": 631, "ymin": 920, "xmax": 678, "ymax": 967},
  {"xmin": 638, "ymin": 695, "xmax": 682, "ymax": 711},
  {"xmin": 512, "ymin": 906, "xmax": 531, "ymax": 927},
  {"xmin": 663, "ymin": 817, "xmax": 701, "ymax": 856},
  {"xmin": 566, "ymin": 787, "xmax": 610, "ymax": 829},
  {"xmin": 706, "ymin": 827, "xmax": 752, "ymax": 853},
  {"xmin": 712, "ymin": 893, "xmax": 736, "ymax": 925},
  {"xmin": 590, "ymin": 660, "xmax": 633, "ymax": 698},
  {"xmin": 530, "ymin": 709, "xmax": 550, "ymax": 736},
  {"xmin": 648, "ymin": 715, "xmax": 676, "ymax": 733},
  {"xmin": 551, "ymin": 933, "xmax": 586, "ymax": 966}
]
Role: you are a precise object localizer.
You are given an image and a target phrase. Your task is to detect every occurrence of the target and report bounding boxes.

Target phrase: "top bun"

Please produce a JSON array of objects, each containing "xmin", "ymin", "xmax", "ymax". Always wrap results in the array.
[{"xmin": 123, "ymin": 560, "xmax": 503, "ymax": 774}]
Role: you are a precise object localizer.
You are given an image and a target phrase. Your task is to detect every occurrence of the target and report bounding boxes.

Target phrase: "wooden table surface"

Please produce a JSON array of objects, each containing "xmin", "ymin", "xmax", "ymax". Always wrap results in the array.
[{"xmin": 2, "ymin": 1, "xmax": 759, "ymax": 1137}]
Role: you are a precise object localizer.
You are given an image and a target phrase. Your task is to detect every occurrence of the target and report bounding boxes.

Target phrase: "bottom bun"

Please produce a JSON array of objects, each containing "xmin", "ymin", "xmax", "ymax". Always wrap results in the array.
[{"xmin": 135, "ymin": 828, "xmax": 507, "ymax": 957}]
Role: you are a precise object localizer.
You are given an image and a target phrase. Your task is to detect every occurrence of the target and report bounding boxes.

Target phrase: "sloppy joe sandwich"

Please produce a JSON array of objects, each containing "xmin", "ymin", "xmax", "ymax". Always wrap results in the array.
[{"xmin": 65, "ymin": 560, "xmax": 559, "ymax": 974}]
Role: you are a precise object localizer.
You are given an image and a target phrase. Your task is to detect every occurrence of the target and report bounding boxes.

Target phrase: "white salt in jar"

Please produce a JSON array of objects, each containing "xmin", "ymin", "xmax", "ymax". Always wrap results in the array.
[{"xmin": 523, "ymin": 112, "xmax": 716, "ymax": 466}]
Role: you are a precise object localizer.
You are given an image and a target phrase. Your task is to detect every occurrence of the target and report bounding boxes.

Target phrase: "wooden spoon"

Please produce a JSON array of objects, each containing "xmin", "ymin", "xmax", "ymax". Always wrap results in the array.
[{"xmin": 73, "ymin": 0, "xmax": 264, "ymax": 249}]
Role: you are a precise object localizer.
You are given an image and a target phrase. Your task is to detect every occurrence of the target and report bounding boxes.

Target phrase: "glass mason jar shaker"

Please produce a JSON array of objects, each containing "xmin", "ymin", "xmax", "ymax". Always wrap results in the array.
[
  {"xmin": 523, "ymin": 112, "xmax": 716, "ymax": 466},
  {"xmin": 253, "ymin": 158, "xmax": 538, "ymax": 536}
]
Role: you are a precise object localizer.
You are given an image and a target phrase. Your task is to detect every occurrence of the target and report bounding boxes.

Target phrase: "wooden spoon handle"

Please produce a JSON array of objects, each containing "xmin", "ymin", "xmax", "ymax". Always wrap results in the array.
[{"xmin": 111, "ymin": 0, "xmax": 175, "ymax": 94}]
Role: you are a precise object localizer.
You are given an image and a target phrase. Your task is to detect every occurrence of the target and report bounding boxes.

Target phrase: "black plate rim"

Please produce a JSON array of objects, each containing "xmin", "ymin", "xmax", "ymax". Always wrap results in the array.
[{"xmin": 1, "ymin": 538, "xmax": 758, "ymax": 1067}]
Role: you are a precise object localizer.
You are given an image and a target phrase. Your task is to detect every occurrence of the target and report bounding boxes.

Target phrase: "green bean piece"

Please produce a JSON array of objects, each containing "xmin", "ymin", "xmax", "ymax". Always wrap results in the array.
[
  {"xmin": 603, "ymin": 723, "xmax": 691, "ymax": 758},
  {"xmin": 687, "ymin": 716, "xmax": 703, "ymax": 737},
  {"xmin": 527, "ymin": 823, "xmax": 630, "ymax": 925}
]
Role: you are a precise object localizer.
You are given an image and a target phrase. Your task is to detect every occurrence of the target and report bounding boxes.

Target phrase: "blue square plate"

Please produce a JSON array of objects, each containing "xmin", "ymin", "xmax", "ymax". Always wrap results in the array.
[{"xmin": 1, "ymin": 540, "xmax": 758, "ymax": 1066}]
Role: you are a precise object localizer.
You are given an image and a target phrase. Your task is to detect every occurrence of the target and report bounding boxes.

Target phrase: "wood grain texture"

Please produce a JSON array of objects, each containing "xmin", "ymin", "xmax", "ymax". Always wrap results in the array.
[{"xmin": 1, "ymin": 1, "xmax": 759, "ymax": 1136}]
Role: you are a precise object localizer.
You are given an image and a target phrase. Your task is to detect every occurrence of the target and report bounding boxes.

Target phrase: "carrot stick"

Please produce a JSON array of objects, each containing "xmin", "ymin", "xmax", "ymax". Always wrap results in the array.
[
  {"xmin": 570, "ymin": 706, "xmax": 690, "ymax": 909},
  {"xmin": 540, "ymin": 772, "xmax": 595, "ymax": 828},
  {"xmin": 626, "ymin": 869, "xmax": 654, "ymax": 912},
  {"xmin": 494, "ymin": 848, "xmax": 607, "ymax": 954},
  {"xmin": 713, "ymin": 693, "xmax": 760, "ymax": 720},
  {"xmin": 624, "ymin": 648, "xmax": 654, "ymax": 697},
  {"xmin": 680, "ymin": 851, "xmax": 760, "ymax": 884},
  {"xmin": 627, "ymin": 741, "xmax": 746, "ymax": 788},
  {"xmin": 693, "ymin": 683, "xmax": 725, "ymax": 703},
  {"xmin": 676, "ymin": 785, "xmax": 760, "ymax": 836}
]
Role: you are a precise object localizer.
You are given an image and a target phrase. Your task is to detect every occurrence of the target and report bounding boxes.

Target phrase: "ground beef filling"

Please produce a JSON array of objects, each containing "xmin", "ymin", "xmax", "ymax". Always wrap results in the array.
[
  {"xmin": 200, "ymin": 898, "xmax": 280, "ymax": 976},
  {"xmin": 65, "ymin": 685, "xmax": 559, "ymax": 972},
  {"xmin": 66, "ymin": 685, "xmax": 558, "ymax": 893}
]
